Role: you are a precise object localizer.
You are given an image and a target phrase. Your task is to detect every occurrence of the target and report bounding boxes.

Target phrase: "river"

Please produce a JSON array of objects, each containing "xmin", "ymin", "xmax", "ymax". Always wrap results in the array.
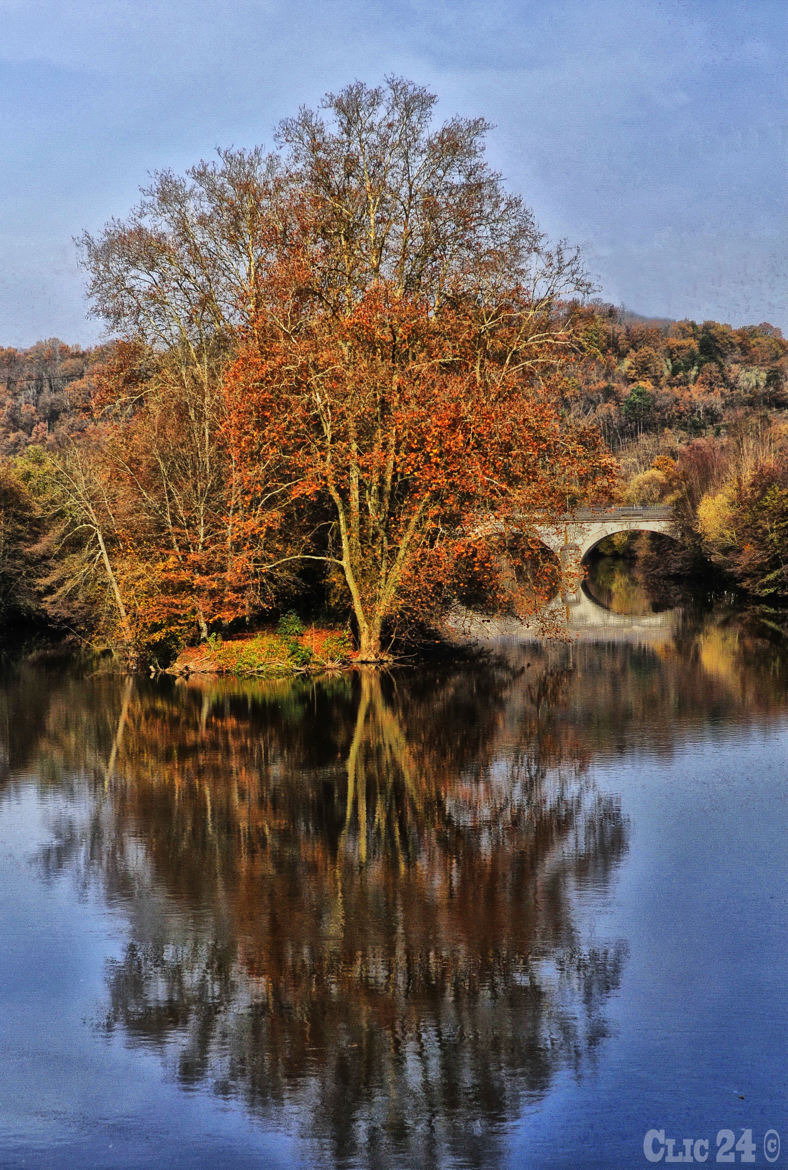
[{"xmin": 0, "ymin": 587, "xmax": 786, "ymax": 1168}]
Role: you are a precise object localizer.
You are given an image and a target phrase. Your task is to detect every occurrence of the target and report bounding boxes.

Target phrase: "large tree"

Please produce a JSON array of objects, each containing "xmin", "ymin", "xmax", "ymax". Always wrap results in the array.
[
  {"xmin": 77, "ymin": 149, "xmax": 298, "ymax": 640},
  {"xmin": 78, "ymin": 78, "xmax": 615, "ymax": 658},
  {"xmin": 225, "ymin": 80, "xmax": 615, "ymax": 658}
]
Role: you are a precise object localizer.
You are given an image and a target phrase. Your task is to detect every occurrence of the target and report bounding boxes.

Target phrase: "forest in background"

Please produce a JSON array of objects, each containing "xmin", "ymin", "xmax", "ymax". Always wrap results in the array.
[{"xmin": 0, "ymin": 80, "xmax": 786, "ymax": 663}]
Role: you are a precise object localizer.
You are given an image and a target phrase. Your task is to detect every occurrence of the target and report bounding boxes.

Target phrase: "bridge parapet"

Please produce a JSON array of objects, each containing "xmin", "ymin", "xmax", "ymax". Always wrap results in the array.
[{"xmin": 557, "ymin": 505, "xmax": 673, "ymax": 523}]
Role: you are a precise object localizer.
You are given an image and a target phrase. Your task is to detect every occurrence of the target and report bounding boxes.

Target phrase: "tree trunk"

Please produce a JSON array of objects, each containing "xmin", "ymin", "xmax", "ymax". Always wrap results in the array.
[
  {"xmin": 95, "ymin": 525, "xmax": 135, "ymax": 648},
  {"xmin": 356, "ymin": 612, "xmax": 385, "ymax": 663},
  {"xmin": 196, "ymin": 607, "xmax": 209, "ymax": 642}
]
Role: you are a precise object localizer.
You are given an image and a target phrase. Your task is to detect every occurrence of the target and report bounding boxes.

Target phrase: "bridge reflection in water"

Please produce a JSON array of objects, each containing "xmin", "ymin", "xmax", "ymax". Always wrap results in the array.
[
  {"xmin": 562, "ymin": 586, "xmax": 678, "ymax": 637},
  {"xmin": 450, "ymin": 588, "xmax": 679, "ymax": 644}
]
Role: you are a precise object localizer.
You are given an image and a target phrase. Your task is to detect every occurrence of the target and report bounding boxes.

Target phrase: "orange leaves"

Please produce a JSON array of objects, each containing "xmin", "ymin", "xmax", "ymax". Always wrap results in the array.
[
  {"xmin": 221, "ymin": 277, "xmax": 617, "ymax": 652},
  {"xmin": 65, "ymin": 84, "xmax": 622, "ymax": 656}
]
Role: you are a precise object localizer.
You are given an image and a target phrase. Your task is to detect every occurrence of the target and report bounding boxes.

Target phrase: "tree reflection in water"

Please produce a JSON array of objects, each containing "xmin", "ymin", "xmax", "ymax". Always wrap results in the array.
[{"xmin": 25, "ymin": 660, "xmax": 628, "ymax": 1166}]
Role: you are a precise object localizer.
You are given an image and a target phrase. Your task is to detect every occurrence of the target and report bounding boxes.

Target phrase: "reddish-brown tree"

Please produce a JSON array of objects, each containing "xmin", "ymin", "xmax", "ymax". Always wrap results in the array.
[
  {"xmin": 76, "ymin": 79, "xmax": 616, "ymax": 656},
  {"xmin": 225, "ymin": 282, "xmax": 615, "ymax": 659},
  {"xmin": 218, "ymin": 79, "xmax": 616, "ymax": 658}
]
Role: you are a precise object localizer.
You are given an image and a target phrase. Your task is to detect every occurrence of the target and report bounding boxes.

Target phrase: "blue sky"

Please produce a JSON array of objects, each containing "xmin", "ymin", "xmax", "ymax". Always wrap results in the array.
[{"xmin": 0, "ymin": 0, "xmax": 785, "ymax": 347}]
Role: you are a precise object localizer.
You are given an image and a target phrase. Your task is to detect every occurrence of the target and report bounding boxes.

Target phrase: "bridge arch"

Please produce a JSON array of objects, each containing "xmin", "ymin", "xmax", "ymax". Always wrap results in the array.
[
  {"xmin": 531, "ymin": 508, "xmax": 678, "ymax": 601},
  {"xmin": 572, "ymin": 518, "xmax": 678, "ymax": 560},
  {"xmin": 533, "ymin": 508, "xmax": 677, "ymax": 560}
]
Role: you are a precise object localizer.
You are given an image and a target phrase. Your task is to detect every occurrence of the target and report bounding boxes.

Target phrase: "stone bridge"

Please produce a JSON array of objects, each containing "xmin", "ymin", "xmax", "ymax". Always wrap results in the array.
[
  {"xmin": 450, "ymin": 508, "xmax": 679, "ymax": 641},
  {"xmin": 449, "ymin": 507, "xmax": 679, "ymax": 642},
  {"xmin": 533, "ymin": 506, "xmax": 677, "ymax": 600}
]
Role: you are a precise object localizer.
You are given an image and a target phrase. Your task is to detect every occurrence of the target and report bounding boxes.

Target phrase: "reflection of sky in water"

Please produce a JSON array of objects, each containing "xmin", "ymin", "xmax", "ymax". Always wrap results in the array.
[
  {"xmin": 0, "ymin": 791, "xmax": 294, "ymax": 1168},
  {"xmin": 509, "ymin": 725, "xmax": 788, "ymax": 1169}
]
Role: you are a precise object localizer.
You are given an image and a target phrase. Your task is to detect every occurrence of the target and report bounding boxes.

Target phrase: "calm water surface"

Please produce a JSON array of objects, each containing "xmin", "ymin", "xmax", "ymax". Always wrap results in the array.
[{"xmin": 1, "ymin": 603, "xmax": 786, "ymax": 1168}]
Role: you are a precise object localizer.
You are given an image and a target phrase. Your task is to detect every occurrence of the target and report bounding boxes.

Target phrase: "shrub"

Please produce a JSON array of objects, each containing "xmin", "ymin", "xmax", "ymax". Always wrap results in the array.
[
  {"xmin": 287, "ymin": 642, "xmax": 315, "ymax": 668},
  {"xmin": 276, "ymin": 610, "xmax": 304, "ymax": 639}
]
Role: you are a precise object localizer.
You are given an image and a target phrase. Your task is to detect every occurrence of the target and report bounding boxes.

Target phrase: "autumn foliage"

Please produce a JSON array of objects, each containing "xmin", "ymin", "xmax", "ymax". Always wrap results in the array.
[{"xmin": 225, "ymin": 281, "xmax": 615, "ymax": 657}]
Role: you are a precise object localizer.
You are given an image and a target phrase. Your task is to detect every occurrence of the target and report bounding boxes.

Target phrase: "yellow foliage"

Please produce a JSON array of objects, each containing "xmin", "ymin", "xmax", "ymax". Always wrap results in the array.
[
  {"xmin": 624, "ymin": 467, "xmax": 668, "ymax": 505},
  {"xmin": 696, "ymin": 488, "xmax": 736, "ymax": 548}
]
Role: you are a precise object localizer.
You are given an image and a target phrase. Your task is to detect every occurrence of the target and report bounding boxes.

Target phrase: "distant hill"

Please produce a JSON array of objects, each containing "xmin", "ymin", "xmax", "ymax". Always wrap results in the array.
[
  {"xmin": 0, "ymin": 339, "xmax": 100, "ymax": 456},
  {"xmin": 567, "ymin": 304, "xmax": 788, "ymax": 451}
]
